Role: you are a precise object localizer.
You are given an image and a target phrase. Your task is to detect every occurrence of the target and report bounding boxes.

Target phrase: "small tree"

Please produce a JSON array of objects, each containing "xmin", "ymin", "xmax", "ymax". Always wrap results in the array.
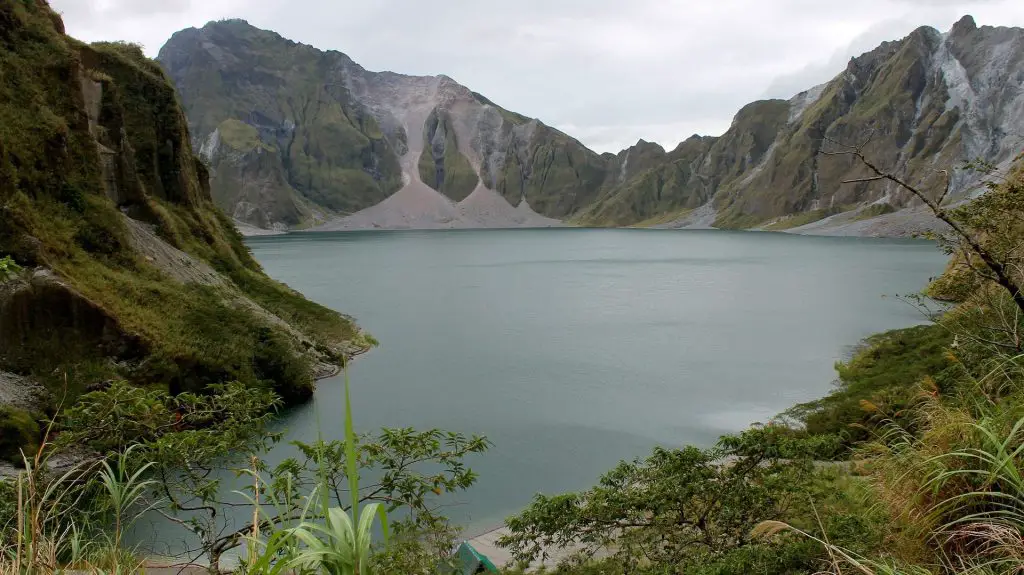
[
  {"xmin": 499, "ymin": 427, "xmax": 834, "ymax": 571},
  {"xmin": 59, "ymin": 381, "xmax": 489, "ymax": 571}
]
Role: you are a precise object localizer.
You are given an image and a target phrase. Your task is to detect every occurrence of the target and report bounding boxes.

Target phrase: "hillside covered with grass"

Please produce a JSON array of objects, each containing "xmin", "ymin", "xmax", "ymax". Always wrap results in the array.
[{"xmin": 0, "ymin": 0, "xmax": 370, "ymax": 462}]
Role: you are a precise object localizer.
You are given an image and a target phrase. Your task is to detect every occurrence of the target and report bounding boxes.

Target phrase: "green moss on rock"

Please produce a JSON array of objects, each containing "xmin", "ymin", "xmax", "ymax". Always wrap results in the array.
[
  {"xmin": 492, "ymin": 125, "xmax": 608, "ymax": 218},
  {"xmin": 218, "ymin": 119, "xmax": 274, "ymax": 152},
  {"xmin": 158, "ymin": 21, "xmax": 404, "ymax": 220},
  {"xmin": 0, "ymin": 407, "xmax": 40, "ymax": 463},
  {"xmin": 418, "ymin": 109, "xmax": 478, "ymax": 202}
]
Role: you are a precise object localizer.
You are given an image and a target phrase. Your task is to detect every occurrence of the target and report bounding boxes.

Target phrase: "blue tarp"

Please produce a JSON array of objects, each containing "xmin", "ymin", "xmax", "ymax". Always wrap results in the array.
[{"xmin": 447, "ymin": 541, "xmax": 500, "ymax": 575}]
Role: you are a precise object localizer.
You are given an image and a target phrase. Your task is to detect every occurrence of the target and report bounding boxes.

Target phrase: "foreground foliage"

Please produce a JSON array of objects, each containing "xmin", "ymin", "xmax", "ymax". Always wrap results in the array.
[
  {"xmin": 500, "ymin": 428, "xmax": 853, "ymax": 573},
  {"xmin": 1, "ymin": 372, "xmax": 488, "ymax": 573}
]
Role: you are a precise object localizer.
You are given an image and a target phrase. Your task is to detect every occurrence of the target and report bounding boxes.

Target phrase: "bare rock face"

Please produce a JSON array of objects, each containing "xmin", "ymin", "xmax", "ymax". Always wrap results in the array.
[{"xmin": 160, "ymin": 16, "xmax": 1024, "ymax": 233}]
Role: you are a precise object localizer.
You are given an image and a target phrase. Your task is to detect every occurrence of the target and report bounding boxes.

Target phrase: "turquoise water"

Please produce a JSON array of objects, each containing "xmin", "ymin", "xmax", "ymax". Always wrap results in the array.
[
  {"xmin": 132, "ymin": 228, "xmax": 948, "ymax": 553},
  {"xmin": 244, "ymin": 228, "xmax": 947, "ymax": 532}
]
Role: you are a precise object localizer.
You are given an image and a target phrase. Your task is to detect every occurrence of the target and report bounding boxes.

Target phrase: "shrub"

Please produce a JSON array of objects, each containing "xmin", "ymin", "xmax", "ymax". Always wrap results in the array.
[{"xmin": 0, "ymin": 407, "xmax": 40, "ymax": 463}]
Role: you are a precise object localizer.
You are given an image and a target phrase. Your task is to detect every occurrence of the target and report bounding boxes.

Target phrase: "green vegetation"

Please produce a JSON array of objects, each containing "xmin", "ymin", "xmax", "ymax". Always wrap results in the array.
[
  {"xmin": 5, "ymin": 3, "xmax": 1024, "ymax": 573},
  {"xmin": 0, "ymin": 256, "xmax": 21, "ymax": 281},
  {"xmin": 0, "ymin": 5, "xmax": 473, "ymax": 572},
  {"xmin": 243, "ymin": 369, "xmax": 391, "ymax": 575},
  {"xmin": 0, "ymin": 407, "xmax": 40, "ymax": 464},
  {"xmin": 218, "ymin": 119, "xmax": 275, "ymax": 152},
  {"xmin": 763, "ymin": 206, "xmax": 842, "ymax": 231},
  {"xmin": 786, "ymin": 324, "xmax": 953, "ymax": 444},
  {"xmin": 418, "ymin": 109, "xmax": 479, "ymax": 202},
  {"xmin": 158, "ymin": 20, "xmax": 404, "ymax": 222},
  {"xmin": 629, "ymin": 206, "xmax": 693, "ymax": 228},
  {"xmin": 493, "ymin": 126, "xmax": 610, "ymax": 218},
  {"xmin": 0, "ymin": 373, "xmax": 489, "ymax": 573},
  {"xmin": 0, "ymin": 0, "xmax": 359, "ymax": 439},
  {"xmin": 500, "ymin": 427, "xmax": 850, "ymax": 573},
  {"xmin": 575, "ymin": 27, "xmax": 982, "ymax": 229}
]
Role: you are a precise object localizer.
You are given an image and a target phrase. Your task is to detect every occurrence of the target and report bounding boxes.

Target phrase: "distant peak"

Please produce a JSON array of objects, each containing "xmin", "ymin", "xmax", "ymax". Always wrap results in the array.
[
  {"xmin": 908, "ymin": 24, "xmax": 941, "ymax": 41},
  {"xmin": 953, "ymin": 14, "xmax": 977, "ymax": 33}
]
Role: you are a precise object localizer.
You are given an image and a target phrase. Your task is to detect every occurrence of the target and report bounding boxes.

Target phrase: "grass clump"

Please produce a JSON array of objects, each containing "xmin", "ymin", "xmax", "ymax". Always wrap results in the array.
[
  {"xmin": 787, "ymin": 324, "xmax": 954, "ymax": 443},
  {"xmin": 218, "ymin": 118, "xmax": 275, "ymax": 152},
  {"xmin": 0, "ymin": 256, "xmax": 21, "ymax": 281},
  {"xmin": 852, "ymin": 202, "xmax": 896, "ymax": 221},
  {"xmin": 763, "ymin": 206, "xmax": 844, "ymax": 231}
]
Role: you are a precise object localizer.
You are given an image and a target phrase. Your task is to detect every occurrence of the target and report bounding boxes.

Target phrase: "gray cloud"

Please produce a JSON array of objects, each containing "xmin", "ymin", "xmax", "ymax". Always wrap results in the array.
[
  {"xmin": 48, "ymin": 0, "xmax": 1024, "ymax": 153},
  {"xmin": 56, "ymin": 0, "xmax": 191, "ymax": 21}
]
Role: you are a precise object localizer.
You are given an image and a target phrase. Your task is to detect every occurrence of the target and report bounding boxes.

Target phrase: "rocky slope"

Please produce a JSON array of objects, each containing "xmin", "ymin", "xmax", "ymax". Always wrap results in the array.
[
  {"xmin": 579, "ymin": 15, "xmax": 1024, "ymax": 232},
  {"xmin": 0, "ymin": 0, "xmax": 365, "ymax": 459},
  {"xmin": 159, "ymin": 16, "xmax": 1023, "ymax": 234},
  {"xmin": 158, "ymin": 21, "xmax": 594, "ymax": 230}
]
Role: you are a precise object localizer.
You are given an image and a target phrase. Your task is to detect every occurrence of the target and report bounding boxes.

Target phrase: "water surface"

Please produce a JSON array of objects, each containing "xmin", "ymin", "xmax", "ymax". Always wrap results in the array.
[{"xmin": 238, "ymin": 228, "xmax": 946, "ymax": 532}]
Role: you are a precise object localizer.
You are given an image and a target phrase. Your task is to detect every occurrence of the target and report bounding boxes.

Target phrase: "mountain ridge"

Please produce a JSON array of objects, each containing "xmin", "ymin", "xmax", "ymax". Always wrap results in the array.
[{"xmin": 158, "ymin": 15, "xmax": 1024, "ymax": 236}]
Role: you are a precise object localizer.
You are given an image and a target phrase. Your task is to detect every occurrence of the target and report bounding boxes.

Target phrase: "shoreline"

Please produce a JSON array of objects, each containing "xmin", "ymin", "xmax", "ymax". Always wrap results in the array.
[{"xmin": 237, "ymin": 208, "xmax": 946, "ymax": 239}]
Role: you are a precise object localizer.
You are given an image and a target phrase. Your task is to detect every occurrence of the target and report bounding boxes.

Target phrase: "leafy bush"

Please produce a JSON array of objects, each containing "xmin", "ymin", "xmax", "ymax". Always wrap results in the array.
[
  {"xmin": 500, "ymin": 426, "xmax": 825, "ymax": 571},
  {"xmin": 786, "ymin": 324, "xmax": 953, "ymax": 444},
  {"xmin": 0, "ymin": 255, "xmax": 21, "ymax": 281},
  {"xmin": 0, "ymin": 407, "xmax": 40, "ymax": 463}
]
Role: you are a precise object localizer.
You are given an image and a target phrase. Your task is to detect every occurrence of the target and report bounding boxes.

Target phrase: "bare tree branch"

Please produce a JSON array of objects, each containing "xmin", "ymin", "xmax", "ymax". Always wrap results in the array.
[{"xmin": 821, "ymin": 143, "xmax": 1024, "ymax": 315}]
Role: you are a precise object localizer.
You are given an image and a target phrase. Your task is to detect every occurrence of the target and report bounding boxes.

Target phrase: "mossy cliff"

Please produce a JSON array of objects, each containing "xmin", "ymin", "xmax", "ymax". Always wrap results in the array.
[
  {"xmin": 482, "ymin": 109, "xmax": 609, "ymax": 217},
  {"xmin": 158, "ymin": 20, "xmax": 405, "ymax": 229},
  {"xmin": 418, "ymin": 108, "xmax": 478, "ymax": 202},
  {"xmin": 0, "ymin": 0, "xmax": 364, "ymax": 445}
]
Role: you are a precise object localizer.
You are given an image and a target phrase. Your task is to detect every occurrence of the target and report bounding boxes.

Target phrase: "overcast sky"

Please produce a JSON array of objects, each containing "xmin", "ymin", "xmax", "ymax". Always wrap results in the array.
[{"xmin": 49, "ymin": 0, "xmax": 1024, "ymax": 153}]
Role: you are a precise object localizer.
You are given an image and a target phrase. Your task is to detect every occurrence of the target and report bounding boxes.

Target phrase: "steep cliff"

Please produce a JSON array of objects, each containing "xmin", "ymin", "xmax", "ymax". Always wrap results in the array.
[
  {"xmin": 158, "ymin": 20, "xmax": 600, "ymax": 230},
  {"xmin": 577, "ymin": 99, "xmax": 791, "ymax": 227},
  {"xmin": 158, "ymin": 16, "xmax": 1023, "ymax": 233},
  {"xmin": 0, "ymin": 0, "xmax": 365, "ymax": 454},
  {"xmin": 590, "ymin": 16, "xmax": 1024, "ymax": 231}
]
